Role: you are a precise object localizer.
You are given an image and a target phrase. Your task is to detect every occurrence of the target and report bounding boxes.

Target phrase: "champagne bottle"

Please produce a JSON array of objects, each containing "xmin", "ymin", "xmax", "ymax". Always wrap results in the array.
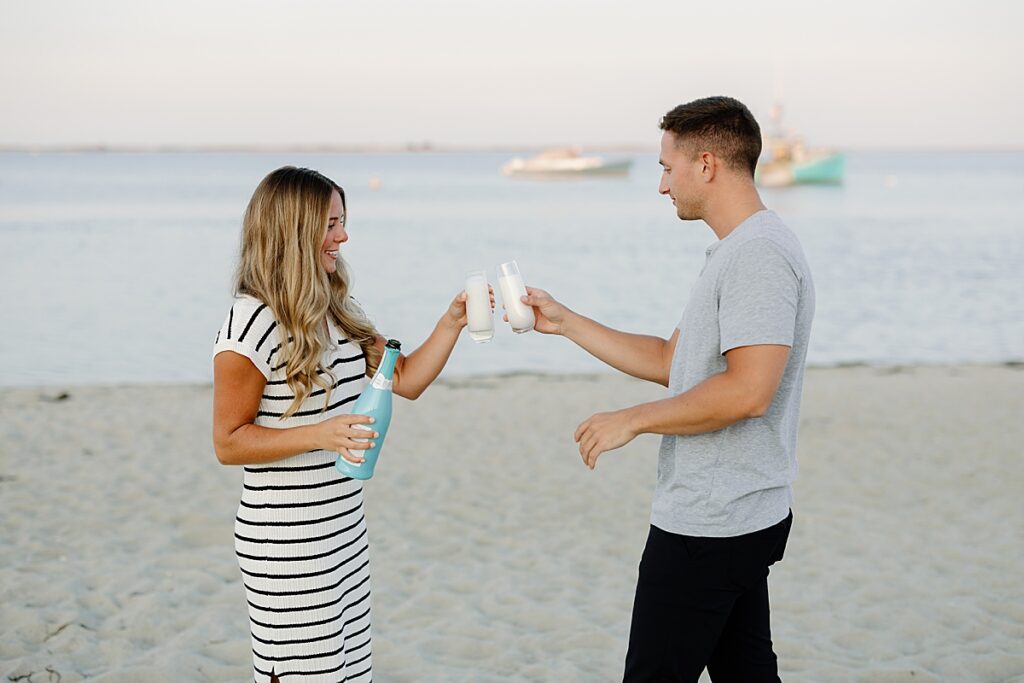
[{"xmin": 335, "ymin": 339, "xmax": 401, "ymax": 480}]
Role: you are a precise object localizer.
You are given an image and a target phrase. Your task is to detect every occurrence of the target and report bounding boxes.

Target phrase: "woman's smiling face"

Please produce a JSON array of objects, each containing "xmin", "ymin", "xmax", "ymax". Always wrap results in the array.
[{"xmin": 320, "ymin": 190, "xmax": 347, "ymax": 273}]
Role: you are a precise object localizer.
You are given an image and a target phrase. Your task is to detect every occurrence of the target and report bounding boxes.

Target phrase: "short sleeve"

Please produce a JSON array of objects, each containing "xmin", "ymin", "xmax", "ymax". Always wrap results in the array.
[
  {"xmin": 212, "ymin": 297, "xmax": 279, "ymax": 380},
  {"xmin": 718, "ymin": 239, "xmax": 801, "ymax": 354}
]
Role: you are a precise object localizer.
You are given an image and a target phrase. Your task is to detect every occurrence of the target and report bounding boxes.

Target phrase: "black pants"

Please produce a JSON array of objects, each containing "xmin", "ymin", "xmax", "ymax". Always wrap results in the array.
[{"xmin": 623, "ymin": 511, "xmax": 793, "ymax": 683}]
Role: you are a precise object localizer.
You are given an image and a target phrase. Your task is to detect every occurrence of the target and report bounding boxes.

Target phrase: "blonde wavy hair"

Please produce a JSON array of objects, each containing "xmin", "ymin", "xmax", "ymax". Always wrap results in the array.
[{"xmin": 236, "ymin": 166, "xmax": 382, "ymax": 418}]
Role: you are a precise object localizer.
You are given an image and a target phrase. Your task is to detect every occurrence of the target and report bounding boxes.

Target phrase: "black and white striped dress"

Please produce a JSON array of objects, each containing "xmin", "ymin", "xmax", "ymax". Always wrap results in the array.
[{"xmin": 214, "ymin": 295, "xmax": 373, "ymax": 683}]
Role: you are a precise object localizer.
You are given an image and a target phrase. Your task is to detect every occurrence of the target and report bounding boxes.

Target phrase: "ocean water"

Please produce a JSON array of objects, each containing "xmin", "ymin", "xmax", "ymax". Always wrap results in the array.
[{"xmin": 1, "ymin": 150, "xmax": 1022, "ymax": 386}]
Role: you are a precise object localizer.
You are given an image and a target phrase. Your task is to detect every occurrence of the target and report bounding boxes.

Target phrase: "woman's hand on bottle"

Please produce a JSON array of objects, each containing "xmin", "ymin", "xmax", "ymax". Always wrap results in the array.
[
  {"xmin": 317, "ymin": 414, "xmax": 378, "ymax": 464},
  {"xmin": 444, "ymin": 287, "xmax": 495, "ymax": 330}
]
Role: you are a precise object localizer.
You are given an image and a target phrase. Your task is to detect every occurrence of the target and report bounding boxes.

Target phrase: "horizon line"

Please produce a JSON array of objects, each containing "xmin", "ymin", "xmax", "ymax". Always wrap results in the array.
[{"xmin": 1, "ymin": 143, "xmax": 1023, "ymax": 154}]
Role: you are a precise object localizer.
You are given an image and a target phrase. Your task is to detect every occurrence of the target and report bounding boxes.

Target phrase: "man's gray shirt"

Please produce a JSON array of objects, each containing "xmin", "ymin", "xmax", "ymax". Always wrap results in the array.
[{"xmin": 651, "ymin": 210, "xmax": 815, "ymax": 537}]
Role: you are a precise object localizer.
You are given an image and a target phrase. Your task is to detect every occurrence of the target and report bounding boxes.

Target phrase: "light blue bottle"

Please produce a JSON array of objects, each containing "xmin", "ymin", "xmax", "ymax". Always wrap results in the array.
[{"xmin": 335, "ymin": 339, "xmax": 401, "ymax": 480}]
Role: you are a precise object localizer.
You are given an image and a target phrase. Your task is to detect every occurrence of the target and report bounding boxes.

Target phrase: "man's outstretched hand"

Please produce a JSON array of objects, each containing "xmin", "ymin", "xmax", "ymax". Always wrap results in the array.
[{"xmin": 574, "ymin": 408, "xmax": 639, "ymax": 469}]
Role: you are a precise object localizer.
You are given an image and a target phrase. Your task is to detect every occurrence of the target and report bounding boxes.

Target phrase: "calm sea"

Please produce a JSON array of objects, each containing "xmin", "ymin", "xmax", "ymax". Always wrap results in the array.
[{"xmin": 1, "ymin": 151, "xmax": 1022, "ymax": 386}]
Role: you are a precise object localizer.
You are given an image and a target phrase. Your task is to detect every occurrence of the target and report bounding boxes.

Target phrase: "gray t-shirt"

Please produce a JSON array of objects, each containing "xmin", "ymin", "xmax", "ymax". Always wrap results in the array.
[{"xmin": 651, "ymin": 209, "xmax": 815, "ymax": 537}]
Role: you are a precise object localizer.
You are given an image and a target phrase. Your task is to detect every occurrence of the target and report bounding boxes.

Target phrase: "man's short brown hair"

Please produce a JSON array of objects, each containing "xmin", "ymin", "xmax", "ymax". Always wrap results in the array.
[{"xmin": 659, "ymin": 97, "xmax": 762, "ymax": 177}]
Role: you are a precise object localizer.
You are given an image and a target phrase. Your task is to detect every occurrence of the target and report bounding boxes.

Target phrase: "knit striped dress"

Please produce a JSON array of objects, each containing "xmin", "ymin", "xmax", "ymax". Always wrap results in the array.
[{"xmin": 214, "ymin": 295, "xmax": 373, "ymax": 683}]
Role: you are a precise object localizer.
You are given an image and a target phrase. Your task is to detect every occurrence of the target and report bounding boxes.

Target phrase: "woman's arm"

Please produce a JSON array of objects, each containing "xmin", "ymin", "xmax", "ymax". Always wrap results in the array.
[
  {"xmin": 382, "ymin": 289, "xmax": 491, "ymax": 400},
  {"xmin": 213, "ymin": 351, "xmax": 378, "ymax": 466}
]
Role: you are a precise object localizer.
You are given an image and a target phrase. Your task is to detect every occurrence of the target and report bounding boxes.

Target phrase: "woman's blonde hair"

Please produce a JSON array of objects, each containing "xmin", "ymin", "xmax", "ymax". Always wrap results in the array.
[{"xmin": 236, "ymin": 166, "xmax": 382, "ymax": 418}]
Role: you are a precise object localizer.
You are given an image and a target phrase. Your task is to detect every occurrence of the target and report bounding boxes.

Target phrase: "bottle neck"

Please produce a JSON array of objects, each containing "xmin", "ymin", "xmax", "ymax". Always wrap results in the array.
[{"xmin": 375, "ymin": 346, "xmax": 400, "ymax": 380}]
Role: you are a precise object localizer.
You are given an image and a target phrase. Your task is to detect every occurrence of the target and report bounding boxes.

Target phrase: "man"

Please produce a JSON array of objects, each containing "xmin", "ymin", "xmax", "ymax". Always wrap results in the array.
[{"xmin": 521, "ymin": 96, "xmax": 815, "ymax": 681}]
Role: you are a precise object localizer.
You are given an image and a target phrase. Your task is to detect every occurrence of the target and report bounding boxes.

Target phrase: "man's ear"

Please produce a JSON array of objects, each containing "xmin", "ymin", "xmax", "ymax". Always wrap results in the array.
[{"xmin": 700, "ymin": 152, "xmax": 717, "ymax": 182}]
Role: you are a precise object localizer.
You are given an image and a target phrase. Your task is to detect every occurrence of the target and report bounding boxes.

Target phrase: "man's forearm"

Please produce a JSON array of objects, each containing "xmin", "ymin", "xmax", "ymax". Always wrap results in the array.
[
  {"xmin": 562, "ymin": 311, "xmax": 672, "ymax": 385},
  {"xmin": 626, "ymin": 371, "xmax": 763, "ymax": 436}
]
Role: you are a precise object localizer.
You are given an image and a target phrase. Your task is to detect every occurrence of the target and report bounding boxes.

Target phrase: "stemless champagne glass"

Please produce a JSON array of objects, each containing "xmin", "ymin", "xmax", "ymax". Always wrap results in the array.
[
  {"xmin": 464, "ymin": 269, "xmax": 494, "ymax": 343},
  {"xmin": 498, "ymin": 260, "xmax": 535, "ymax": 333}
]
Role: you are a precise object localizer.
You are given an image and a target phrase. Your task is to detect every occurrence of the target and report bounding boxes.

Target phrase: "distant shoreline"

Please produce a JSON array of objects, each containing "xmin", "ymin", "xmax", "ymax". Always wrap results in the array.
[
  {"xmin": 0, "ymin": 143, "xmax": 657, "ymax": 154},
  {"xmin": 4, "ymin": 361, "xmax": 1023, "ymax": 393},
  {"xmin": 1, "ymin": 144, "xmax": 1023, "ymax": 154}
]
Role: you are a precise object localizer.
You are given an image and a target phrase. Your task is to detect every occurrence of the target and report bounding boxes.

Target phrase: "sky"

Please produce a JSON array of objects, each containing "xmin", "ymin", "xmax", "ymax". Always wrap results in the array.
[{"xmin": 1, "ymin": 0, "xmax": 1021, "ymax": 149}]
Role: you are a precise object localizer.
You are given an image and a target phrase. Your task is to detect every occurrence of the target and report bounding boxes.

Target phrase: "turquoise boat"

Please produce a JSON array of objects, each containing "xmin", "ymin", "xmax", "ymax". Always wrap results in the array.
[
  {"xmin": 755, "ymin": 103, "xmax": 844, "ymax": 188},
  {"xmin": 791, "ymin": 152, "xmax": 845, "ymax": 184}
]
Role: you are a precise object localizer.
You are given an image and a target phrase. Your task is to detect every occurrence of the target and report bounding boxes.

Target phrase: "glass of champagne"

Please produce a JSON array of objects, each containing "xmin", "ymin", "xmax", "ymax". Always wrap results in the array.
[
  {"xmin": 498, "ymin": 260, "xmax": 535, "ymax": 333},
  {"xmin": 464, "ymin": 270, "xmax": 494, "ymax": 343}
]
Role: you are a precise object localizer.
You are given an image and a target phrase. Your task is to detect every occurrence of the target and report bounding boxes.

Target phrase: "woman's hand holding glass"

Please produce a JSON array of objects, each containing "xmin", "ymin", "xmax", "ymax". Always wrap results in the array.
[{"xmin": 444, "ymin": 286, "xmax": 495, "ymax": 331}]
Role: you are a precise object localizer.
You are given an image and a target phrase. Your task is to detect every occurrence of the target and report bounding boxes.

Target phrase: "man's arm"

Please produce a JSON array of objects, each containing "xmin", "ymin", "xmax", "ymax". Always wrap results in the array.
[
  {"xmin": 521, "ymin": 287, "xmax": 677, "ymax": 386},
  {"xmin": 574, "ymin": 344, "xmax": 790, "ymax": 468}
]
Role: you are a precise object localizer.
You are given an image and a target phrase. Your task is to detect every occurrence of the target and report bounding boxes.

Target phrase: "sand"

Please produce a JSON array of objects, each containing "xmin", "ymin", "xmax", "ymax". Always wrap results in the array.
[{"xmin": 1, "ymin": 365, "xmax": 1023, "ymax": 682}]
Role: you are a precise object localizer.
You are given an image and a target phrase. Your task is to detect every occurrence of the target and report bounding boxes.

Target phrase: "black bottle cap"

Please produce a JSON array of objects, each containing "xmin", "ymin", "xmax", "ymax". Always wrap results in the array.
[{"xmin": 385, "ymin": 339, "xmax": 402, "ymax": 350}]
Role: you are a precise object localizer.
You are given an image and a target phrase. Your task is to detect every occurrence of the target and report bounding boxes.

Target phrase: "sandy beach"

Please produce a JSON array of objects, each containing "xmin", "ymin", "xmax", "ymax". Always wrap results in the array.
[{"xmin": 2, "ymin": 365, "xmax": 1023, "ymax": 682}]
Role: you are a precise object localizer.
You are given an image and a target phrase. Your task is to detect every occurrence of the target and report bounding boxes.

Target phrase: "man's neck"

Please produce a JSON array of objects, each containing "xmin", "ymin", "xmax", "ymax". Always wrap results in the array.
[{"xmin": 703, "ymin": 184, "xmax": 767, "ymax": 241}]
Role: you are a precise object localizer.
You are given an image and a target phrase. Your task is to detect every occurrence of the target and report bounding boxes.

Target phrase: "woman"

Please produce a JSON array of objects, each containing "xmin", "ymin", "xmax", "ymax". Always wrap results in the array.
[{"xmin": 212, "ymin": 166, "xmax": 485, "ymax": 683}]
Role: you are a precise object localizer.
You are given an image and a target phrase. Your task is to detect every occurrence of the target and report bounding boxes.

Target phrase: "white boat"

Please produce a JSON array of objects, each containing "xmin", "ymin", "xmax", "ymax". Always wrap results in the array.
[{"xmin": 502, "ymin": 147, "xmax": 632, "ymax": 177}]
